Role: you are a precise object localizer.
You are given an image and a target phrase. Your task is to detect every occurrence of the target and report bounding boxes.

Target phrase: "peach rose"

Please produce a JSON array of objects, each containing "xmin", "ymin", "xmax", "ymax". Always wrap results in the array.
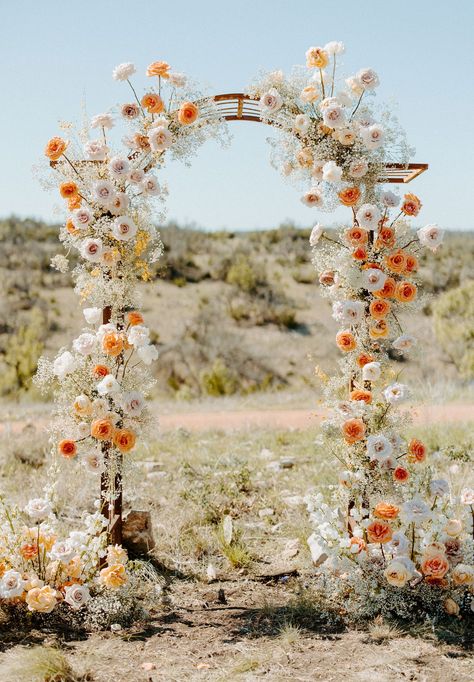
[
  {"xmin": 68, "ymin": 195, "xmax": 82, "ymax": 210},
  {"xmin": 349, "ymin": 537, "xmax": 366, "ymax": 554},
  {"xmin": 357, "ymin": 353, "xmax": 374, "ymax": 367},
  {"xmin": 384, "ymin": 560, "xmax": 411, "ymax": 587},
  {"xmin": 373, "ymin": 502, "xmax": 400, "ymax": 520},
  {"xmin": 59, "ymin": 181, "xmax": 78, "ymax": 199},
  {"xmin": 306, "ymin": 46, "xmax": 329, "ymax": 69},
  {"xmin": 395, "ymin": 281, "xmax": 417, "ymax": 303},
  {"xmin": 401, "ymin": 193, "xmax": 422, "ymax": 217},
  {"xmin": 113, "ymin": 429, "xmax": 136, "ymax": 453},
  {"xmin": 301, "ymin": 85, "xmax": 320, "ymax": 102},
  {"xmin": 350, "ymin": 389, "xmax": 372, "ymax": 404},
  {"xmin": 141, "ymin": 93, "xmax": 164, "ymax": 114},
  {"xmin": 91, "ymin": 419, "xmax": 114, "ymax": 441},
  {"xmin": 369, "ymin": 319, "xmax": 389, "ymax": 339},
  {"xmin": 376, "ymin": 227, "xmax": 395, "ymax": 249},
  {"xmin": 385, "ymin": 250, "xmax": 407, "ymax": 274},
  {"xmin": 404, "ymin": 254, "xmax": 418, "ymax": 273},
  {"xmin": 178, "ymin": 102, "xmax": 199, "ymax": 125},
  {"xmin": 342, "ymin": 418, "xmax": 366, "ymax": 444},
  {"xmin": 407, "ymin": 438, "xmax": 426, "ymax": 463},
  {"xmin": 393, "ymin": 466, "xmax": 409, "ymax": 483},
  {"xmin": 66, "ymin": 219, "xmax": 79, "ymax": 235},
  {"xmin": 352, "ymin": 247, "xmax": 367, "ymax": 261},
  {"xmin": 339, "ymin": 187, "xmax": 361, "ymax": 207},
  {"xmin": 99, "ymin": 562, "xmax": 127, "ymax": 588},
  {"xmin": 93, "ymin": 364, "xmax": 109, "ymax": 379},
  {"xmin": 26, "ymin": 585, "xmax": 57, "ymax": 613},
  {"xmin": 451, "ymin": 564, "xmax": 474, "ymax": 586},
  {"xmin": 127, "ymin": 311, "xmax": 144, "ymax": 326},
  {"xmin": 102, "ymin": 332, "xmax": 124, "ymax": 357},
  {"xmin": 45, "ymin": 136, "xmax": 68, "ymax": 161},
  {"xmin": 374, "ymin": 277, "xmax": 396, "ymax": 299},
  {"xmin": 146, "ymin": 61, "xmax": 170, "ymax": 78},
  {"xmin": 58, "ymin": 439, "xmax": 77, "ymax": 458},
  {"xmin": 346, "ymin": 226, "xmax": 368, "ymax": 245},
  {"xmin": 367, "ymin": 521, "xmax": 393, "ymax": 544},
  {"xmin": 133, "ymin": 133, "xmax": 151, "ymax": 151},
  {"xmin": 369, "ymin": 299, "xmax": 390, "ymax": 319},
  {"xmin": 336, "ymin": 330, "xmax": 357, "ymax": 352},
  {"xmin": 421, "ymin": 553, "xmax": 449, "ymax": 579},
  {"xmin": 20, "ymin": 543, "xmax": 38, "ymax": 560}
]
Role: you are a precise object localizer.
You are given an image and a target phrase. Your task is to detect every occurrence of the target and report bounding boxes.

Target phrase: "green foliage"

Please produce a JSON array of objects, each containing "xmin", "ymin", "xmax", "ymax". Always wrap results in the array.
[
  {"xmin": 433, "ymin": 280, "xmax": 474, "ymax": 379},
  {"xmin": 200, "ymin": 358, "xmax": 238, "ymax": 396},
  {"xmin": 226, "ymin": 254, "xmax": 263, "ymax": 293},
  {"xmin": 0, "ymin": 308, "xmax": 46, "ymax": 396}
]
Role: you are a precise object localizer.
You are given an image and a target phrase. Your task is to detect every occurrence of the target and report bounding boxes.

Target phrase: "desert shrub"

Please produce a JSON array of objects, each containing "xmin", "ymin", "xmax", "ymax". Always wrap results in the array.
[
  {"xmin": 0, "ymin": 308, "xmax": 46, "ymax": 396},
  {"xmin": 433, "ymin": 279, "xmax": 474, "ymax": 379},
  {"xmin": 226, "ymin": 254, "xmax": 266, "ymax": 293},
  {"xmin": 200, "ymin": 358, "xmax": 238, "ymax": 396}
]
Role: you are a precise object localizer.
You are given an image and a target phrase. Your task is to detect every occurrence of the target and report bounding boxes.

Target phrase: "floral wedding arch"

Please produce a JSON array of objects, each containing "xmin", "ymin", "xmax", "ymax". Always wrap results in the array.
[{"xmin": 0, "ymin": 43, "xmax": 471, "ymax": 621}]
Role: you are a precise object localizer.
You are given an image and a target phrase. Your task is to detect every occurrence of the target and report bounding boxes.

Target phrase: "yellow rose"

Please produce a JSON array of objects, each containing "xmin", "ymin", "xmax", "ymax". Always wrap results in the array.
[
  {"xmin": 66, "ymin": 556, "xmax": 83, "ymax": 579},
  {"xmin": 26, "ymin": 585, "xmax": 57, "ymax": 613},
  {"xmin": 452, "ymin": 564, "xmax": 474, "ymax": 586},
  {"xmin": 383, "ymin": 560, "xmax": 411, "ymax": 587},
  {"xmin": 305, "ymin": 46, "xmax": 329, "ymax": 69},
  {"xmin": 107, "ymin": 544, "xmax": 128, "ymax": 566},
  {"xmin": 99, "ymin": 563, "xmax": 127, "ymax": 589}
]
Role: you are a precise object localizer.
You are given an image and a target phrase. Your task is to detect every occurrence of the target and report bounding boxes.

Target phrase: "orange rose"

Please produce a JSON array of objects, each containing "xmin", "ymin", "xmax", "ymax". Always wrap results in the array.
[
  {"xmin": 349, "ymin": 537, "xmax": 366, "ymax": 554},
  {"xmin": 361, "ymin": 262, "xmax": 382, "ymax": 271},
  {"xmin": 367, "ymin": 521, "xmax": 393, "ymax": 544},
  {"xmin": 91, "ymin": 419, "xmax": 114, "ymax": 441},
  {"xmin": 352, "ymin": 247, "xmax": 367, "ymax": 261},
  {"xmin": 374, "ymin": 277, "xmax": 397, "ymax": 299},
  {"xmin": 376, "ymin": 227, "xmax": 395, "ymax": 249},
  {"xmin": 346, "ymin": 226, "xmax": 368, "ymax": 245},
  {"xmin": 58, "ymin": 439, "xmax": 77, "ymax": 458},
  {"xmin": 45, "ymin": 136, "xmax": 68, "ymax": 161},
  {"xmin": 68, "ymin": 195, "xmax": 82, "ymax": 210},
  {"xmin": 127, "ymin": 311, "xmax": 144, "ymax": 326},
  {"xmin": 385, "ymin": 250, "xmax": 407, "ymax": 274},
  {"xmin": 102, "ymin": 332, "xmax": 124, "ymax": 357},
  {"xmin": 401, "ymin": 193, "xmax": 422, "ymax": 217},
  {"xmin": 20, "ymin": 543, "xmax": 39, "ymax": 560},
  {"xmin": 133, "ymin": 133, "xmax": 151, "ymax": 151},
  {"xmin": 113, "ymin": 429, "xmax": 136, "ymax": 453},
  {"xmin": 369, "ymin": 319, "xmax": 389, "ymax": 339},
  {"xmin": 141, "ymin": 93, "xmax": 164, "ymax": 114},
  {"xmin": 357, "ymin": 353, "xmax": 374, "ymax": 367},
  {"xmin": 350, "ymin": 389, "xmax": 372, "ymax": 404},
  {"xmin": 342, "ymin": 418, "xmax": 366, "ymax": 444},
  {"xmin": 59, "ymin": 182, "xmax": 78, "ymax": 199},
  {"xmin": 407, "ymin": 438, "xmax": 426, "ymax": 463},
  {"xmin": 336, "ymin": 330, "xmax": 357, "ymax": 352},
  {"xmin": 339, "ymin": 187, "xmax": 361, "ymax": 207},
  {"xmin": 93, "ymin": 364, "xmax": 109, "ymax": 379},
  {"xmin": 146, "ymin": 61, "xmax": 170, "ymax": 78},
  {"xmin": 374, "ymin": 503, "xmax": 400, "ymax": 520},
  {"xmin": 393, "ymin": 466, "xmax": 409, "ymax": 483},
  {"xmin": 395, "ymin": 281, "xmax": 417, "ymax": 303},
  {"xmin": 404, "ymin": 254, "xmax": 418, "ymax": 273},
  {"xmin": 178, "ymin": 102, "xmax": 199, "ymax": 125},
  {"xmin": 421, "ymin": 553, "xmax": 449, "ymax": 579},
  {"xmin": 66, "ymin": 219, "xmax": 79, "ymax": 235},
  {"xmin": 369, "ymin": 299, "xmax": 390, "ymax": 319}
]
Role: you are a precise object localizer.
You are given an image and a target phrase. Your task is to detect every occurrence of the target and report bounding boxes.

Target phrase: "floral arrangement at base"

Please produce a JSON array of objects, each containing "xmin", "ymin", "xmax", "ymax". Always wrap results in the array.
[{"xmin": 250, "ymin": 41, "xmax": 474, "ymax": 620}]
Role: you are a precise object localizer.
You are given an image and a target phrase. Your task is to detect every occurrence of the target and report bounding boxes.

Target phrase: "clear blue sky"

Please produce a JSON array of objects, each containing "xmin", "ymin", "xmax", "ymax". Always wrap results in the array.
[{"xmin": 1, "ymin": 0, "xmax": 473, "ymax": 231}]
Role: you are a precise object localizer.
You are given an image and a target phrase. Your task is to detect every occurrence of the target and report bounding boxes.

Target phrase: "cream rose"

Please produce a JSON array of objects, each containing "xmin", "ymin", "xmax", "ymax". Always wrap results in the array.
[
  {"xmin": 26, "ymin": 585, "xmax": 58, "ymax": 613},
  {"xmin": 384, "ymin": 560, "xmax": 411, "ymax": 587}
]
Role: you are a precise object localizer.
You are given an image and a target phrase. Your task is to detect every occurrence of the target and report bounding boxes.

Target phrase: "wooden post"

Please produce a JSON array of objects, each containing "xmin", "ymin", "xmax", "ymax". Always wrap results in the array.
[{"xmin": 100, "ymin": 305, "xmax": 123, "ymax": 548}]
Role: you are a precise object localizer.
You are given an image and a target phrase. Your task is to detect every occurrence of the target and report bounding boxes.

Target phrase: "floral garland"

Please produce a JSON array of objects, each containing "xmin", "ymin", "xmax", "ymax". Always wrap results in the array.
[{"xmin": 251, "ymin": 42, "xmax": 474, "ymax": 618}]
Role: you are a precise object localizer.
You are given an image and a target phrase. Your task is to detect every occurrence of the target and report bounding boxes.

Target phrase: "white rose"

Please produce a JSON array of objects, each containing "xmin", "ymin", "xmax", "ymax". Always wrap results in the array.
[
  {"xmin": 361, "ymin": 124, "xmax": 385, "ymax": 150},
  {"xmin": 348, "ymin": 159, "xmax": 369, "ymax": 178},
  {"xmin": 392, "ymin": 334, "xmax": 416, "ymax": 352},
  {"xmin": 91, "ymin": 113, "xmax": 114, "ymax": 130},
  {"xmin": 363, "ymin": 267, "xmax": 387, "ymax": 292},
  {"xmin": 367, "ymin": 434, "xmax": 393, "ymax": 462},
  {"xmin": 128, "ymin": 168, "xmax": 145, "ymax": 184},
  {"xmin": 97, "ymin": 375, "xmax": 121, "ymax": 396},
  {"xmin": 71, "ymin": 208, "xmax": 93, "ymax": 230},
  {"xmin": 168, "ymin": 72, "xmax": 187, "ymax": 88},
  {"xmin": 120, "ymin": 391, "xmax": 145, "ymax": 416},
  {"xmin": 0, "ymin": 570, "xmax": 27, "ymax": 598},
  {"xmin": 312, "ymin": 159, "xmax": 326, "ymax": 180},
  {"xmin": 112, "ymin": 216, "xmax": 137, "ymax": 242},
  {"xmin": 362, "ymin": 361, "xmax": 381, "ymax": 382},
  {"xmin": 293, "ymin": 114, "xmax": 310, "ymax": 134},
  {"xmin": 127, "ymin": 325, "xmax": 150, "ymax": 348},
  {"xmin": 92, "ymin": 180, "xmax": 116, "ymax": 206},
  {"xmin": 83, "ymin": 451, "xmax": 105, "ymax": 474},
  {"xmin": 73, "ymin": 394, "xmax": 92, "ymax": 416},
  {"xmin": 259, "ymin": 88, "xmax": 283, "ymax": 114},
  {"xmin": 356, "ymin": 203, "xmax": 381, "ymax": 229},
  {"xmin": 53, "ymin": 351, "xmax": 77, "ymax": 380},
  {"xmin": 25, "ymin": 497, "xmax": 52, "ymax": 520},
  {"xmin": 84, "ymin": 140, "xmax": 109, "ymax": 160},
  {"xmin": 384, "ymin": 560, "xmax": 411, "ymax": 587},
  {"xmin": 324, "ymin": 41, "xmax": 345, "ymax": 55},
  {"xmin": 83, "ymin": 307, "xmax": 102, "ymax": 325},
  {"xmin": 109, "ymin": 156, "xmax": 130, "ymax": 178},
  {"xmin": 50, "ymin": 540, "xmax": 76, "ymax": 564},
  {"xmin": 64, "ymin": 584, "xmax": 91, "ymax": 610},
  {"xmin": 149, "ymin": 126, "xmax": 173, "ymax": 152},
  {"xmin": 301, "ymin": 188, "xmax": 323, "ymax": 208},
  {"xmin": 383, "ymin": 382, "xmax": 409, "ymax": 403},
  {"xmin": 322, "ymin": 104, "xmax": 346, "ymax": 129},
  {"xmin": 460, "ymin": 488, "xmax": 474, "ymax": 505},
  {"xmin": 334, "ymin": 128, "xmax": 355, "ymax": 146},
  {"xmin": 340, "ymin": 300, "xmax": 365, "ymax": 324},
  {"xmin": 309, "ymin": 223, "xmax": 324, "ymax": 246},
  {"xmin": 108, "ymin": 193, "xmax": 130, "ymax": 216},
  {"xmin": 382, "ymin": 190, "xmax": 400, "ymax": 208},
  {"xmin": 401, "ymin": 497, "xmax": 431, "ymax": 524},
  {"xmin": 72, "ymin": 332, "xmax": 96, "ymax": 356},
  {"xmin": 141, "ymin": 175, "xmax": 161, "ymax": 196},
  {"xmin": 112, "ymin": 62, "xmax": 136, "ymax": 81},
  {"xmin": 322, "ymin": 160, "xmax": 343, "ymax": 182},
  {"xmin": 356, "ymin": 68, "xmax": 379, "ymax": 90},
  {"xmin": 345, "ymin": 75, "xmax": 364, "ymax": 97},
  {"xmin": 81, "ymin": 238, "xmax": 103, "ymax": 262},
  {"xmin": 417, "ymin": 224, "xmax": 445, "ymax": 251},
  {"xmin": 137, "ymin": 344, "xmax": 159, "ymax": 365}
]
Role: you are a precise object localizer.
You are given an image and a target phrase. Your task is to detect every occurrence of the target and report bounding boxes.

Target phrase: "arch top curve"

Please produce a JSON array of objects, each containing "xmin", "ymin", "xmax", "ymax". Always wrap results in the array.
[{"xmin": 212, "ymin": 93, "xmax": 427, "ymax": 184}]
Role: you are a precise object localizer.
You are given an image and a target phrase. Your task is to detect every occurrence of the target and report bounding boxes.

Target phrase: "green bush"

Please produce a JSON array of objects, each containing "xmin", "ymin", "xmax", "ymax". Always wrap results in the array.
[
  {"xmin": 433, "ymin": 280, "xmax": 474, "ymax": 379},
  {"xmin": 226, "ymin": 254, "xmax": 261, "ymax": 294},
  {"xmin": 0, "ymin": 308, "xmax": 46, "ymax": 396},
  {"xmin": 200, "ymin": 358, "xmax": 238, "ymax": 396}
]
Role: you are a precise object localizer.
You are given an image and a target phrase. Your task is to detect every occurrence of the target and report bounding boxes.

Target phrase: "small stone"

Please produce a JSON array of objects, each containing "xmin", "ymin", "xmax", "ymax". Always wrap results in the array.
[
  {"xmin": 142, "ymin": 662, "xmax": 156, "ymax": 671},
  {"xmin": 259, "ymin": 448, "xmax": 273, "ymax": 459},
  {"xmin": 280, "ymin": 457, "xmax": 295, "ymax": 469},
  {"xmin": 206, "ymin": 563, "xmax": 217, "ymax": 582},
  {"xmin": 258, "ymin": 508, "xmax": 274, "ymax": 518},
  {"xmin": 110, "ymin": 623, "xmax": 122, "ymax": 632}
]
